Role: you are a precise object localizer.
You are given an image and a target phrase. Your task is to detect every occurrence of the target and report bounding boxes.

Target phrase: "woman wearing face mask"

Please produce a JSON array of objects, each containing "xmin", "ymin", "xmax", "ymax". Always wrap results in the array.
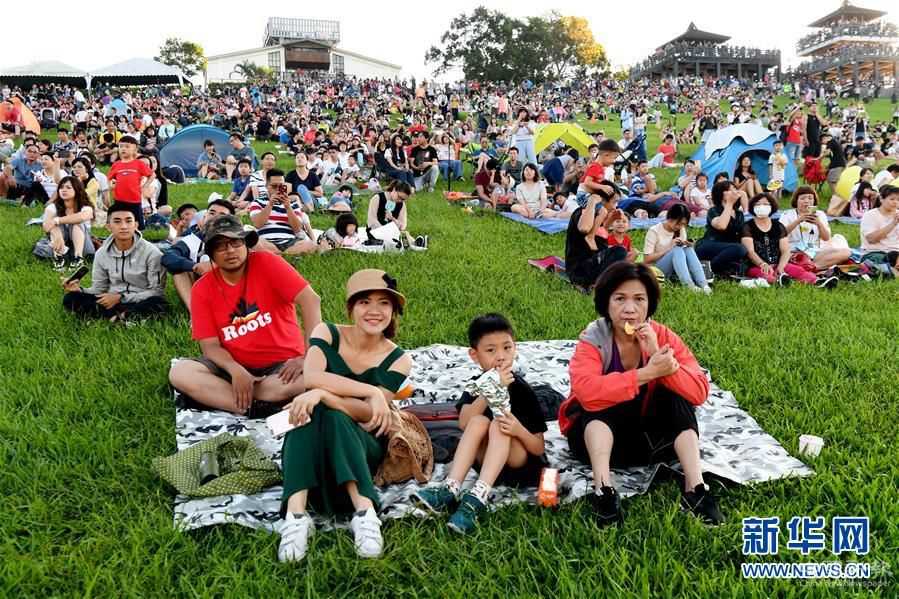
[
  {"xmin": 642, "ymin": 204, "xmax": 711, "ymax": 293},
  {"xmin": 779, "ymin": 186, "xmax": 852, "ymax": 271},
  {"xmin": 741, "ymin": 193, "xmax": 822, "ymax": 287}
]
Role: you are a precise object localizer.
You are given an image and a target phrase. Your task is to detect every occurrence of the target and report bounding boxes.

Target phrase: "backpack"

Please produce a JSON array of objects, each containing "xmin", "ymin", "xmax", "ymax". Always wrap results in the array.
[
  {"xmin": 531, "ymin": 384, "xmax": 564, "ymax": 422},
  {"xmin": 401, "ymin": 402, "xmax": 460, "ymax": 463}
]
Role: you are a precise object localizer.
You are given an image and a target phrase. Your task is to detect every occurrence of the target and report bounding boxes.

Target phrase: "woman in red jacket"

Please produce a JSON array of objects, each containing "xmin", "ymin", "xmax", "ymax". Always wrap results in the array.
[{"xmin": 558, "ymin": 262, "xmax": 723, "ymax": 526}]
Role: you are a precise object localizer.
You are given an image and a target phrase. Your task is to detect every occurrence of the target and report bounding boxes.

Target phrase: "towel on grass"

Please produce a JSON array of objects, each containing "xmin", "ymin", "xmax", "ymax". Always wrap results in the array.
[{"xmin": 169, "ymin": 341, "xmax": 812, "ymax": 532}]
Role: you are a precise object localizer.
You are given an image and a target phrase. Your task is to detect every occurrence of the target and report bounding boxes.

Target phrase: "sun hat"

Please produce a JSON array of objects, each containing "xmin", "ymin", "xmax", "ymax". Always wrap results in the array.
[
  {"xmin": 345, "ymin": 269, "xmax": 406, "ymax": 313},
  {"xmin": 207, "ymin": 191, "xmax": 224, "ymax": 204},
  {"xmin": 204, "ymin": 214, "xmax": 258, "ymax": 249}
]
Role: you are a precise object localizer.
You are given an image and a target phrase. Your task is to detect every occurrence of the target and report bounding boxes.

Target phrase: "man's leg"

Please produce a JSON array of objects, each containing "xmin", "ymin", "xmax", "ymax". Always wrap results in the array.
[
  {"xmin": 120, "ymin": 296, "xmax": 167, "ymax": 319},
  {"xmin": 427, "ymin": 164, "xmax": 439, "ymax": 191},
  {"xmin": 168, "ymin": 359, "xmax": 240, "ymax": 412},
  {"xmin": 172, "ymin": 272, "xmax": 196, "ymax": 310},
  {"xmin": 254, "ymin": 370, "xmax": 306, "ymax": 403},
  {"xmin": 283, "ymin": 239, "xmax": 317, "ymax": 255},
  {"xmin": 63, "ymin": 291, "xmax": 112, "ymax": 318}
]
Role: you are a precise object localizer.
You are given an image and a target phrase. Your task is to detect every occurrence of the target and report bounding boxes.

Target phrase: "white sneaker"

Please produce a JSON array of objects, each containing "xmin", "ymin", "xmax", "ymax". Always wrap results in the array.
[
  {"xmin": 350, "ymin": 507, "xmax": 383, "ymax": 558},
  {"xmin": 739, "ymin": 279, "xmax": 758, "ymax": 289},
  {"xmin": 701, "ymin": 286, "xmax": 713, "ymax": 295},
  {"xmin": 278, "ymin": 512, "xmax": 314, "ymax": 562},
  {"xmin": 688, "ymin": 285, "xmax": 704, "ymax": 293},
  {"xmin": 754, "ymin": 278, "xmax": 770, "ymax": 288}
]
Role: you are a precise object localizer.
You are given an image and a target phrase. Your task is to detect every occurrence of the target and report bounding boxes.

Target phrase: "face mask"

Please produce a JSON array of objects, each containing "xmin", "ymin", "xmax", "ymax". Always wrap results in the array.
[{"xmin": 753, "ymin": 205, "xmax": 772, "ymax": 218}]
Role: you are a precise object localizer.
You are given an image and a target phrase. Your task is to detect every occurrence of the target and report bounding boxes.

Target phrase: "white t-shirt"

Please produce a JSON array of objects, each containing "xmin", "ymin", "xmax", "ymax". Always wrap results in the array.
[
  {"xmin": 780, "ymin": 208, "xmax": 827, "ymax": 250},
  {"xmin": 34, "ymin": 169, "xmax": 68, "ymax": 198},
  {"xmin": 643, "ymin": 222, "xmax": 688, "ymax": 256},
  {"xmin": 860, "ymin": 208, "xmax": 899, "ymax": 251},
  {"xmin": 872, "ymin": 170, "xmax": 895, "ymax": 191},
  {"xmin": 768, "ymin": 153, "xmax": 787, "ymax": 182},
  {"xmin": 690, "ymin": 186, "xmax": 711, "ymax": 210}
]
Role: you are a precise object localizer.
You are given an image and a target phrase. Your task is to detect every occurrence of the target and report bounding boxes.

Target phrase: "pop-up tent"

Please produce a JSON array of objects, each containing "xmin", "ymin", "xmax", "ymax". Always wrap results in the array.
[
  {"xmin": 159, "ymin": 124, "xmax": 234, "ymax": 178},
  {"xmin": 0, "ymin": 97, "xmax": 41, "ymax": 134},
  {"xmin": 684, "ymin": 124, "xmax": 799, "ymax": 192},
  {"xmin": 534, "ymin": 123, "xmax": 595, "ymax": 157}
]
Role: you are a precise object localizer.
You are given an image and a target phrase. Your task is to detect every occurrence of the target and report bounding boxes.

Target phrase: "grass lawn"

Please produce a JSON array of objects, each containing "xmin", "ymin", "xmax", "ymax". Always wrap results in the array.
[{"xmin": 2, "ymin": 98, "xmax": 898, "ymax": 598}]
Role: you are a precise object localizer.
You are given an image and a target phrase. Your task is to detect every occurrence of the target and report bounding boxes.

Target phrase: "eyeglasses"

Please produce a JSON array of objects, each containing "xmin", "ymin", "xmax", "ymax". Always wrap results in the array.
[{"xmin": 212, "ymin": 238, "xmax": 246, "ymax": 253}]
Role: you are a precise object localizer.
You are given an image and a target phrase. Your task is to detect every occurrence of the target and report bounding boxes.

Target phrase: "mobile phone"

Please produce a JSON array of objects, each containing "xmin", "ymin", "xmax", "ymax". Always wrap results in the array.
[
  {"xmin": 266, "ymin": 409, "xmax": 302, "ymax": 438},
  {"xmin": 277, "ymin": 183, "xmax": 289, "ymax": 195},
  {"xmin": 65, "ymin": 265, "xmax": 89, "ymax": 284}
]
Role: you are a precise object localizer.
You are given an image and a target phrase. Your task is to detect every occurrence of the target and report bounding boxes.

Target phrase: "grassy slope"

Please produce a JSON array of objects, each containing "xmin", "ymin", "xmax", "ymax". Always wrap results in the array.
[{"xmin": 1, "ymin": 97, "xmax": 898, "ymax": 598}]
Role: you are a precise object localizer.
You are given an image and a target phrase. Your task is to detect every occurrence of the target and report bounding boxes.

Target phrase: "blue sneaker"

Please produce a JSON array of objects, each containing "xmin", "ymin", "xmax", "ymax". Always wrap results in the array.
[
  {"xmin": 447, "ymin": 492, "xmax": 486, "ymax": 534},
  {"xmin": 410, "ymin": 485, "xmax": 457, "ymax": 515}
]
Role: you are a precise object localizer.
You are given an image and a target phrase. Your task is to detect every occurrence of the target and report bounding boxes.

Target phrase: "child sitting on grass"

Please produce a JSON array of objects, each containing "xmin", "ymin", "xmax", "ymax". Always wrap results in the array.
[
  {"xmin": 327, "ymin": 185, "xmax": 354, "ymax": 212},
  {"xmin": 411, "ymin": 313, "xmax": 547, "ymax": 534},
  {"xmin": 605, "ymin": 209, "xmax": 638, "ymax": 262}
]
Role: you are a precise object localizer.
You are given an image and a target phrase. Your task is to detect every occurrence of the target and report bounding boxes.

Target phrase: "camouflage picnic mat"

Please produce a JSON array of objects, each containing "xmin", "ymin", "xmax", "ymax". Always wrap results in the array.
[{"xmin": 170, "ymin": 340, "xmax": 812, "ymax": 532}]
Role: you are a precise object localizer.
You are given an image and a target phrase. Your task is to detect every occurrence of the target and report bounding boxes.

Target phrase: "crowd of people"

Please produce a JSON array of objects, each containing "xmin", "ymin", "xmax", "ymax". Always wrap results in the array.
[{"xmin": 2, "ymin": 71, "xmax": 899, "ymax": 563}]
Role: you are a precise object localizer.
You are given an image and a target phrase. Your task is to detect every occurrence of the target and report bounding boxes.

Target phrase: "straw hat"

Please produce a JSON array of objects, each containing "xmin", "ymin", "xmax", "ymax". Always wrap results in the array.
[{"xmin": 345, "ymin": 269, "xmax": 406, "ymax": 313}]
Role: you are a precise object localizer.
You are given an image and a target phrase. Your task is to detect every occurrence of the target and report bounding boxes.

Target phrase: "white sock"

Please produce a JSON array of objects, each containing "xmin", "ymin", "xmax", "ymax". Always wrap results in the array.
[
  {"xmin": 470, "ymin": 479, "xmax": 491, "ymax": 503},
  {"xmin": 444, "ymin": 478, "xmax": 461, "ymax": 497}
]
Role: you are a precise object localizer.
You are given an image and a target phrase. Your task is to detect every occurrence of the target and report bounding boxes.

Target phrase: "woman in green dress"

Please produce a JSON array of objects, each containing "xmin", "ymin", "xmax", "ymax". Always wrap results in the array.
[{"xmin": 278, "ymin": 269, "xmax": 412, "ymax": 563}]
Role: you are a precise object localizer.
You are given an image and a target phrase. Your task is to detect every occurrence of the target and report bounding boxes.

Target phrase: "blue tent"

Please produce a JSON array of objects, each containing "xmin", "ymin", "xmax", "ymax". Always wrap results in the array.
[
  {"xmin": 684, "ymin": 124, "xmax": 798, "ymax": 192},
  {"xmin": 159, "ymin": 124, "xmax": 234, "ymax": 178}
]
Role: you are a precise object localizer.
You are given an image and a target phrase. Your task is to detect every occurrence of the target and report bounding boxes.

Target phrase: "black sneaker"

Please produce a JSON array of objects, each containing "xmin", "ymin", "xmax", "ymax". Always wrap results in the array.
[
  {"xmin": 777, "ymin": 272, "xmax": 791, "ymax": 287},
  {"xmin": 52, "ymin": 254, "xmax": 68, "ymax": 272},
  {"xmin": 681, "ymin": 483, "xmax": 724, "ymax": 526},
  {"xmin": 700, "ymin": 260, "xmax": 715, "ymax": 283},
  {"xmin": 815, "ymin": 275, "xmax": 838, "ymax": 290},
  {"xmin": 415, "ymin": 235, "xmax": 428, "ymax": 249},
  {"xmin": 586, "ymin": 486, "xmax": 622, "ymax": 528}
]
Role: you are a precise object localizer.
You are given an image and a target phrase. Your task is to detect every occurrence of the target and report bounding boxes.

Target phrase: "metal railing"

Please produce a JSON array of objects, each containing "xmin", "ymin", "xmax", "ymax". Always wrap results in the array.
[
  {"xmin": 631, "ymin": 43, "xmax": 781, "ymax": 76},
  {"xmin": 264, "ymin": 17, "xmax": 341, "ymax": 46},
  {"xmin": 797, "ymin": 21, "xmax": 898, "ymax": 53}
]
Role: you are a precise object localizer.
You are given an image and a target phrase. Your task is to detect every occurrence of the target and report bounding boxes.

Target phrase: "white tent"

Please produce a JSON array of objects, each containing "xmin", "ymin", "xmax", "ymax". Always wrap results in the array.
[
  {"xmin": 88, "ymin": 58, "xmax": 186, "ymax": 87},
  {"xmin": 0, "ymin": 61, "xmax": 88, "ymax": 86}
]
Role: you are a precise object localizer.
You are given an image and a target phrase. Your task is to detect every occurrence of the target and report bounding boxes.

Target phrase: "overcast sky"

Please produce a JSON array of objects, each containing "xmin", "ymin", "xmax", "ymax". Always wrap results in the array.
[{"xmin": 3, "ymin": 0, "xmax": 895, "ymax": 77}]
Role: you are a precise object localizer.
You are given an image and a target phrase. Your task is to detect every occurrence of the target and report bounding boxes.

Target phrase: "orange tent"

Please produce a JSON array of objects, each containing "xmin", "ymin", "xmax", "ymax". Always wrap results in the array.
[{"xmin": 0, "ymin": 97, "xmax": 41, "ymax": 135}]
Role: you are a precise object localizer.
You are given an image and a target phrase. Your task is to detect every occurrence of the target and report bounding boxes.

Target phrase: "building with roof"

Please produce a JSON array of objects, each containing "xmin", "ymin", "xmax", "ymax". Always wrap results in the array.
[
  {"xmin": 204, "ymin": 18, "xmax": 401, "ymax": 84},
  {"xmin": 795, "ymin": 1, "xmax": 898, "ymax": 87},
  {"xmin": 630, "ymin": 23, "xmax": 781, "ymax": 81}
]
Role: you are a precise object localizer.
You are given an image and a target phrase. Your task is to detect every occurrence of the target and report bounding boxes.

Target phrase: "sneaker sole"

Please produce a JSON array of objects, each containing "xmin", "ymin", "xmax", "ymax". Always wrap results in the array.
[
  {"xmin": 679, "ymin": 502, "xmax": 724, "ymax": 527},
  {"xmin": 446, "ymin": 520, "xmax": 471, "ymax": 535},
  {"xmin": 409, "ymin": 494, "xmax": 451, "ymax": 517}
]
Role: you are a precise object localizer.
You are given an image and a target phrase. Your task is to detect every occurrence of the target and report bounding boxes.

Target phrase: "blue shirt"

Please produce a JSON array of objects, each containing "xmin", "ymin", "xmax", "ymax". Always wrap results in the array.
[
  {"xmin": 11, "ymin": 155, "xmax": 40, "ymax": 187},
  {"xmin": 231, "ymin": 175, "xmax": 250, "ymax": 196},
  {"xmin": 629, "ymin": 173, "xmax": 647, "ymax": 196}
]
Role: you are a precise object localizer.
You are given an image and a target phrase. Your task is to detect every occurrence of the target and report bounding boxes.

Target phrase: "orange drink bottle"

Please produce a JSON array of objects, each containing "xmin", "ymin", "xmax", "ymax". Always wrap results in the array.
[{"xmin": 537, "ymin": 468, "xmax": 560, "ymax": 508}]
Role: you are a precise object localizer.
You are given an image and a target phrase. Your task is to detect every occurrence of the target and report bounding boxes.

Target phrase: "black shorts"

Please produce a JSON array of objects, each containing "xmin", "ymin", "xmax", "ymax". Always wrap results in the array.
[
  {"xmin": 270, "ymin": 236, "xmax": 306, "ymax": 252},
  {"xmin": 492, "ymin": 453, "xmax": 548, "ymax": 488},
  {"xmin": 565, "ymin": 387, "xmax": 698, "ymax": 469},
  {"xmin": 187, "ymin": 356, "xmax": 285, "ymax": 381}
]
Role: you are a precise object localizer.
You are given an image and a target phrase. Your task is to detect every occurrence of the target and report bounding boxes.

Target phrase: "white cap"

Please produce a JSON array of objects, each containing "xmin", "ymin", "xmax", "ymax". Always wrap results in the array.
[{"xmin": 207, "ymin": 192, "xmax": 223, "ymax": 204}]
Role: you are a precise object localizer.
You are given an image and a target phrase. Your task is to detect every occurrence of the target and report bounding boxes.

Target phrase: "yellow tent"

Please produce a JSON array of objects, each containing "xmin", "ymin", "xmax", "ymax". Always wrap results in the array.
[
  {"xmin": 834, "ymin": 165, "xmax": 861, "ymax": 200},
  {"xmin": 534, "ymin": 123, "xmax": 595, "ymax": 157}
]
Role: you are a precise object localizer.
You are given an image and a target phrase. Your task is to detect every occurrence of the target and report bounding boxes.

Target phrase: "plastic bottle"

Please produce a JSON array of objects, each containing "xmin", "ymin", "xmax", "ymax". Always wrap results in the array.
[{"xmin": 537, "ymin": 468, "xmax": 560, "ymax": 508}]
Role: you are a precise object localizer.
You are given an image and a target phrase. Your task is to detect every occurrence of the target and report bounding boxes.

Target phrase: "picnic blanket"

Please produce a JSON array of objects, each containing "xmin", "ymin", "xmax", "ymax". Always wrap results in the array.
[
  {"xmin": 500, "ymin": 212, "xmax": 707, "ymax": 234},
  {"xmin": 169, "ymin": 341, "xmax": 813, "ymax": 532}
]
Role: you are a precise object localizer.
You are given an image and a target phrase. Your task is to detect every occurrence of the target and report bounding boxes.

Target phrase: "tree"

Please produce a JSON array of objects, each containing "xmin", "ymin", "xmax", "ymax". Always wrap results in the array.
[
  {"xmin": 231, "ymin": 61, "xmax": 273, "ymax": 83},
  {"xmin": 425, "ymin": 7, "xmax": 526, "ymax": 82},
  {"xmin": 156, "ymin": 38, "xmax": 207, "ymax": 78},
  {"xmin": 426, "ymin": 8, "xmax": 608, "ymax": 83}
]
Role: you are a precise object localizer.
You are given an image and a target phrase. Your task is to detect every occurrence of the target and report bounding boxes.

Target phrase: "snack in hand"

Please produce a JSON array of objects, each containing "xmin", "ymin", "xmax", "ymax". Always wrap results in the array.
[{"xmin": 624, "ymin": 322, "xmax": 635, "ymax": 336}]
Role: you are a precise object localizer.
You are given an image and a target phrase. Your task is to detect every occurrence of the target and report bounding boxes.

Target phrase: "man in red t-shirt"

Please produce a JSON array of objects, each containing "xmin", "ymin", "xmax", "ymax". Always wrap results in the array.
[
  {"xmin": 168, "ymin": 215, "xmax": 322, "ymax": 417},
  {"xmin": 107, "ymin": 135, "xmax": 154, "ymax": 229}
]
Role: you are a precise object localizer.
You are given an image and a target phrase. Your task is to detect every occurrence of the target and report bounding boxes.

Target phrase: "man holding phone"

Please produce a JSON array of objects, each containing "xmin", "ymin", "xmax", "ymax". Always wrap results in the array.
[
  {"xmin": 249, "ymin": 169, "xmax": 317, "ymax": 255},
  {"xmin": 62, "ymin": 203, "xmax": 166, "ymax": 321}
]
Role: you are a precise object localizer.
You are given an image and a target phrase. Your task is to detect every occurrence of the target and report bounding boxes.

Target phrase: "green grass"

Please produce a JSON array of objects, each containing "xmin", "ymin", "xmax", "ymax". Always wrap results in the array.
[{"xmin": 2, "ymin": 99, "xmax": 899, "ymax": 598}]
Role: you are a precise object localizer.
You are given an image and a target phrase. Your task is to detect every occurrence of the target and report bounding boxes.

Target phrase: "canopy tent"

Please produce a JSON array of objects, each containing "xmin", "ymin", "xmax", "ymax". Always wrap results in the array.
[
  {"xmin": 0, "ymin": 61, "xmax": 88, "ymax": 88},
  {"xmin": 534, "ymin": 123, "xmax": 595, "ymax": 158},
  {"xmin": 0, "ymin": 97, "xmax": 42, "ymax": 134},
  {"xmin": 682, "ymin": 124, "xmax": 799, "ymax": 192},
  {"xmin": 89, "ymin": 58, "xmax": 186, "ymax": 88},
  {"xmin": 159, "ymin": 124, "xmax": 234, "ymax": 178}
]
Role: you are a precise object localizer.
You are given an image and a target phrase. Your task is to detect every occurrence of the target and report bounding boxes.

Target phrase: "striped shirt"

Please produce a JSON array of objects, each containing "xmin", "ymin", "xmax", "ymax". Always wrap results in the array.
[{"xmin": 249, "ymin": 197, "xmax": 309, "ymax": 242}]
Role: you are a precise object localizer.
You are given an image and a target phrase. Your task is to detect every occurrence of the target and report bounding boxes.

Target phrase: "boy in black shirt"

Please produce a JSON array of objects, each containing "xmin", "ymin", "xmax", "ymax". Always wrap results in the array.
[{"xmin": 412, "ymin": 314, "xmax": 547, "ymax": 534}]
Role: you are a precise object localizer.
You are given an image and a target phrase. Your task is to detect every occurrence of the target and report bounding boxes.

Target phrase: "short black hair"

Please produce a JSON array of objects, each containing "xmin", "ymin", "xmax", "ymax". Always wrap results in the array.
[
  {"xmin": 237, "ymin": 157, "xmax": 252, "ymax": 167},
  {"xmin": 176, "ymin": 203, "xmax": 199, "ymax": 218},
  {"xmin": 265, "ymin": 168, "xmax": 285, "ymax": 181},
  {"xmin": 486, "ymin": 158, "xmax": 498, "ymax": 171},
  {"xmin": 119, "ymin": 135, "xmax": 138, "ymax": 145},
  {"xmin": 229, "ymin": 132, "xmax": 244, "ymax": 141},
  {"xmin": 593, "ymin": 262, "xmax": 660, "ymax": 319},
  {"xmin": 203, "ymin": 139, "xmax": 215, "ymax": 147},
  {"xmin": 597, "ymin": 139, "xmax": 620, "ymax": 154},
  {"xmin": 711, "ymin": 180, "xmax": 735, "ymax": 208},
  {"xmin": 748, "ymin": 192, "xmax": 778, "ymax": 214},
  {"xmin": 666, "ymin": 203, "xmax": 691, "ymax": 222},
  {"xmin": 468, "ymin": 313, "xmax": 515, "ymax": 348},
  {"xmin": 335, "ymin": 212, "xmax": 358, "ymax": 237},
  {"xmin": 107, "ymin": 202, "xmax": 137, "ymax": 218},
  {"xmin": 880, "ymin": 184, "xmax": 899, "ymax": 199},
  {"xmin": 887, "ymin": 164, "xmax": 899, "ymax": 174},
  {"xmin": 208, "ymin": 199, "xmax": 236, "ymax": 214}
]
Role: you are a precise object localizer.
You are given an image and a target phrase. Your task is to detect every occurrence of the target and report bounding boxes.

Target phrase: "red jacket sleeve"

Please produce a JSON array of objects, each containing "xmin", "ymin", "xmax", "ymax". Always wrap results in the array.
[
  {"xmin": 568, "ymin": 340, "xmax": 640, "ymax": 412},
  {"xmin": 655, "ymin": 327, "xmax": 709, "ymax": 406}
]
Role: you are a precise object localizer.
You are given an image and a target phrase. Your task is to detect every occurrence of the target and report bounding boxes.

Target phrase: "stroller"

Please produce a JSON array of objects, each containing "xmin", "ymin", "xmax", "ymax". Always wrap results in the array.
[{"xmin": 613, "ymin": 132, "xmax": 645, "ymax": 178}]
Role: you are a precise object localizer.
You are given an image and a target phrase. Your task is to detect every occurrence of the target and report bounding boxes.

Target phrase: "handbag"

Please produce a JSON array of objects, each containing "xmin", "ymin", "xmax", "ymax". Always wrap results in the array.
[{"xmin": 374, "ymin": 408, "xmax": 434, "ymax": 486}]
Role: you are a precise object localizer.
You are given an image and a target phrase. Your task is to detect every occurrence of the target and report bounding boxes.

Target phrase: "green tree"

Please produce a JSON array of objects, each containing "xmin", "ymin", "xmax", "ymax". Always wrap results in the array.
[
  {"xmin": 155, "ymin": 38, "xmax": 207, "ymax": 78},
  {"xmin": 231, "ymin": 61, "xmax": 273, "ymax": 82},
  {"xmin": 426, "ymin": 8, "xmax": 608, "ymax": 83}
]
